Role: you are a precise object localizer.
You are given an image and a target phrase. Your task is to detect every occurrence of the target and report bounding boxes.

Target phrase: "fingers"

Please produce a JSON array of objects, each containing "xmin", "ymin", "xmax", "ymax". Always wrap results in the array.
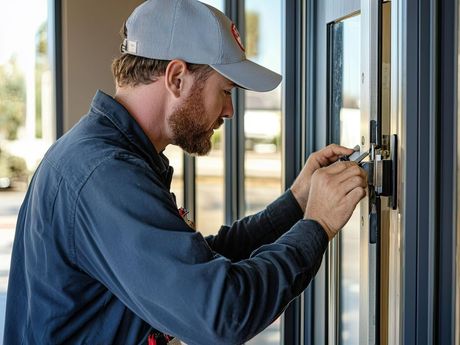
[
  {"xmin": 324, "ymin": 143, "xmax": 355, "ymax": 157},
  {"xmin": 341, "ymin": 175, "xmax": 368, "ymax": 195},
  {"xmin": 321, "ymin": 160, "xmax": 357, "ymax": 175},
  {"xmin": 305, "ymin": 144, "xmax": 358, "ymax": 176},
  {"xmin": 305, "ymin": 159, "xmax": 368, "ymax": 240},
  {"xmin": 316, "ymin": 162, "xmax": 367, "ymax": 199},
  {"xmin": 335, "ymin": 163, "xmax": 368, "ymax": 184},
  {"xmin": 345, "ymin": 186, "xmax": 367, "ymax": 206},
  {"xmin": 313, "ymin": 144, "xmax": 353, "ymax": 166}
]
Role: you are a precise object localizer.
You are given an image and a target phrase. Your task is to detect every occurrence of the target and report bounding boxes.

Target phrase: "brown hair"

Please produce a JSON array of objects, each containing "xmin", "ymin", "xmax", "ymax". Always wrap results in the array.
[{"xmin": 112, "ymin": 24, "xmax": 212, "ymax": 87}]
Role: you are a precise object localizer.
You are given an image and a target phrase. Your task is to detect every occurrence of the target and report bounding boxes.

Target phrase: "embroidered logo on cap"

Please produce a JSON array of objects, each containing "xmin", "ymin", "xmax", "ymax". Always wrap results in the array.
[{"xmin": 231, "ymin": 23, "xmax": 245, "ymax": 52}]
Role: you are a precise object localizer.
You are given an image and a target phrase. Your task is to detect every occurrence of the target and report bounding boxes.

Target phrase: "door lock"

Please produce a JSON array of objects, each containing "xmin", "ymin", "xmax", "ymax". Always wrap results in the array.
[
  {"xmin": 374, "ymin": 155, "xmax": 392, "ymax": 196},
  {"xmin": 361, "ymin": 134, "xmax": 398, "ymax": 209}
]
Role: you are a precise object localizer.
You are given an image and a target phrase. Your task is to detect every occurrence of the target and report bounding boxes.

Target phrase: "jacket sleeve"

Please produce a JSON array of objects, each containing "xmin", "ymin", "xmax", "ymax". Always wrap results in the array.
[
  {"xmin": 205, "ymin": 190, "xmax": 305, "ymax": 262},
  {"xmin": 74, "ymin": 156, "xmax": 328, "ymax": 345}
]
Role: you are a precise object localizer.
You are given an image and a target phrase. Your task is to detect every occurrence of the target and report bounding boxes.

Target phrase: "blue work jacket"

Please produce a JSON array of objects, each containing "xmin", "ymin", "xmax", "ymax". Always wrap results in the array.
[{"xmin": 3, "ymin": 90, "xmax": 328, "ymax": 345}]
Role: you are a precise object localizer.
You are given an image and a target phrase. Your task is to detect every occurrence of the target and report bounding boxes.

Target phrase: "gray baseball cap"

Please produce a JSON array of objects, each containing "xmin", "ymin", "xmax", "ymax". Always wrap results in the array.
[{"xmin": 122, "ymin": 0, "xmax": 282, "ymax": 92}]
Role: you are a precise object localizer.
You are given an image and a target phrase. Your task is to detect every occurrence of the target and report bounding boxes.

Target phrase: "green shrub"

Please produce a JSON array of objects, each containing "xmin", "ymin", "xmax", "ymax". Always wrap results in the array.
[{"xmin": 0, "ymin": 148, "xmax": 28, "ymax": 187}]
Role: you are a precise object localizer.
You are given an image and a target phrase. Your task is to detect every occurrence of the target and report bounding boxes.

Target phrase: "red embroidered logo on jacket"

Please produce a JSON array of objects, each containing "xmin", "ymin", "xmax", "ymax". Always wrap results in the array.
[
  {"xmin": 148, "ymin": 332, "xmax": 173, "ymax": 345},
  {"xmin": 178, "ymin": 207, "xmax": 195, "ymax": 230}
]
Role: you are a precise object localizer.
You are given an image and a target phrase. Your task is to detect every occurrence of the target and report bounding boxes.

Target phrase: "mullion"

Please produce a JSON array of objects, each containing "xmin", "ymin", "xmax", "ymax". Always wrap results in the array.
[
  {"xmin": 282, "ymin": 0, "xmax": 304, "ymax": 345},
  {"xmin": 224, "ymin": 0, "xmax": 246, "ymax": 224}
]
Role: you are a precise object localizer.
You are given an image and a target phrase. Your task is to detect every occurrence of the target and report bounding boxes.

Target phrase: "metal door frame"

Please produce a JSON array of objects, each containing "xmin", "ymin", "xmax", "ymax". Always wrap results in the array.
[
  {"xmin": 307, "ymin": 0, "xmax": 384, "ymax": 344},
  {"xmin": 304, "ymin": 0, "xmax": 460, "ymax": 344}
]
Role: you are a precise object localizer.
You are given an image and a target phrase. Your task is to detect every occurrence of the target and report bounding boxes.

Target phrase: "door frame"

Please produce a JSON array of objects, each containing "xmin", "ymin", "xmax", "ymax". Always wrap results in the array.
[{"xmin": 307, "ymin": 0, "xmax": 387, "ymax": 344}]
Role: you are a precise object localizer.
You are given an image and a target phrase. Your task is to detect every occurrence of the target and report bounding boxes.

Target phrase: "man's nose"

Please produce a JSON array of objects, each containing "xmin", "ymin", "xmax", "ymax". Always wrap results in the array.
[{"xmin": 222, "ymin": 97, "xmax": 234, "ymax": 119}]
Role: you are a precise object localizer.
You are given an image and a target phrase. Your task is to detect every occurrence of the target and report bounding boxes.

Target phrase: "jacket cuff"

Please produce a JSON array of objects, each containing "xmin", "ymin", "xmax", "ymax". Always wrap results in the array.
[
  {"xmin": 265, "ymin": 189, "xmax": 304, "ymax": 237},
  {"xmin": 278, "ymin": 219, "xmax": 329, "ymax": 265}
]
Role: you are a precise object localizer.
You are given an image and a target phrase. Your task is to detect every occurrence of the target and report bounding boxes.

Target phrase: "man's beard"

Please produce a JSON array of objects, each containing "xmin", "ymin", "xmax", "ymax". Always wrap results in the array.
[{"xmin": 168, "ymin": 85, "xmax": 223, "ymax": 156}]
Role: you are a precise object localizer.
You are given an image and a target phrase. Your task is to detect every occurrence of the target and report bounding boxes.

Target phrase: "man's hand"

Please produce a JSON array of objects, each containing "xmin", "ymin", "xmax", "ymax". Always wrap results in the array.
[
  {"xmin": 305, "ymin": 161, "xmax": 367, "ymax": 240},
  {"xmin": 290, "ymin": 144, "xmax": 354, "ymax": 211}
]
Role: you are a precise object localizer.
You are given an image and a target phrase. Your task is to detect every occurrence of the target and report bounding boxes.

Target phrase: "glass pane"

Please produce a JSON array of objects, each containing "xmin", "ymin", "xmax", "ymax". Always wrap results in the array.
[
  {"xmin": 198, "ymin": 0, "xmax": 224, "ymax": 10},
  {"xmin": 330, "ymin": 15, "xmax": 362, "ymax": 345},
  {"xmin": 163, "ymin": 145, "xmax": 184, "ymax": 209},
  {"xmin": 244, "ymin": 0, "xmax": 283, "ymax": 216},
  {"xmin": 0, "ymin": 0, "xmax": 54, "ymax": 339},
  {"xmin": 244, "ymin": 0, "xmax": 283, "ymax": 344},
  {"xmin": 195, "ymin": 0, "xmax": 225, "ymax": 236},
  {"xmin": 196, "ymin": 127, "xmax": 225, "ymax": 236}
]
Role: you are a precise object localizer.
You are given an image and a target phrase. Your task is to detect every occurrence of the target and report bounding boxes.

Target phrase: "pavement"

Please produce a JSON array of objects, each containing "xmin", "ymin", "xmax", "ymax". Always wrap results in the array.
[{"xmin": 0, "ymin": 190, "xmax": 23, "ymax": 343}]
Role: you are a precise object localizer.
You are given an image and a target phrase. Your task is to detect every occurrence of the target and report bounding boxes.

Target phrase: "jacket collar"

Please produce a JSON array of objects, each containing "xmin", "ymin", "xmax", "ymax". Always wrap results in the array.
[{"xmin": 90, "ymin": 90, "xmax": 174, "ymax": 188}]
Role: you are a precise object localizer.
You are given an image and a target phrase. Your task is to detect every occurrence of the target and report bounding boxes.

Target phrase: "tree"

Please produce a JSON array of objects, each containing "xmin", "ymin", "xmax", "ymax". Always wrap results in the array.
[
  {"xmin": 0, "ymin": 56, "xmax": 26, "ymax": 140},
  {"xmin": 35, "ymin": 21, "xmax": 49, "ymax": 139},
  {"xmin": 245, "ymin": 11, "xmax": 259, "ymax": 59}
]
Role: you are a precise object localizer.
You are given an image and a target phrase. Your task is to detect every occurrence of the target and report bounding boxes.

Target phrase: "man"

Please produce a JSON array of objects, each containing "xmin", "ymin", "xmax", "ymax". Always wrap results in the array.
[{"xmin": 4, "ymin": 0, "xmax": 367, "ymax": 344}]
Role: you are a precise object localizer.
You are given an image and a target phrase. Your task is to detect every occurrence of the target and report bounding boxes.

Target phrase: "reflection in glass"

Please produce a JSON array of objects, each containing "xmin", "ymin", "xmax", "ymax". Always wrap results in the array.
[
  {"xmin": 195, "ymin": 0, "xmax": 225, "ymax": 236},
  {"xmin": 0, "ymin": 0, "xmax": 53, "ymax": 338},
  {"xmin": 330, "ymin": 15, "xmax": 361, "ymax": 345},
  {"xmin": 244, "ymin": 1, "xmax": 283, "ymax": 345}
]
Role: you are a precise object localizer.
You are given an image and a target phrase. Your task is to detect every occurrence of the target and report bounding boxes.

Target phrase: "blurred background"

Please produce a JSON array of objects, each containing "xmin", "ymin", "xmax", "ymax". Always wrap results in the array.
[{"xmin": 0, "ymin": 0, "xmax": 54, "ymax": 340}]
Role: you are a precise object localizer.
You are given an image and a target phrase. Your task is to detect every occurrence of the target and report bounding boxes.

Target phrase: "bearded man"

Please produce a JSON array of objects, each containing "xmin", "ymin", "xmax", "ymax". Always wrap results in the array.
[{"xmin": 4, "ymin": 0, "xmax": 367, "ymax": 344}]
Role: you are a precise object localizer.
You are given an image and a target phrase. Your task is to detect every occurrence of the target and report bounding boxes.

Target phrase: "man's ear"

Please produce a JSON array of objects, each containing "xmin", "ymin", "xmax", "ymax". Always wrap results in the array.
[{"xmin": 165, "ymin": 60, "xmax": 190, "ymax": 98}]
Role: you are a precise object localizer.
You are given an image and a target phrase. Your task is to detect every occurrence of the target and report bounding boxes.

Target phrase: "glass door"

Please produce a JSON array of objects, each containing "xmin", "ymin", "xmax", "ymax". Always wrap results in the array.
[{"xmin": 314, "ymin": 0, "xmax": 397, "ymax": 344}]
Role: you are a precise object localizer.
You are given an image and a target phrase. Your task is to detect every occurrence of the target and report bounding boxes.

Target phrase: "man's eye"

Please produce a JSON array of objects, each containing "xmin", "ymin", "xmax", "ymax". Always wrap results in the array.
[{"xmin": 224, "ymin": 90, "xmax": 232, "ymax": 96}]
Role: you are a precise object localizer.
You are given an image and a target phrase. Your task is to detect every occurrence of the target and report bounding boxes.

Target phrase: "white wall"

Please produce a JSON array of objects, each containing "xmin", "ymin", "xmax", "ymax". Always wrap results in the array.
[{"xmin": 61, "ymin": 0, "xmax": 144, "ymax": 131}]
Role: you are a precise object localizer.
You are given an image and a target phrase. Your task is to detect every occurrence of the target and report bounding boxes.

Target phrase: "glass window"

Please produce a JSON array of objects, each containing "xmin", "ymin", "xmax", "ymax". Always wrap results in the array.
[
  {"xmin": 243, "ymin": 0, "xmax": 283, "ymax": 216},
  {"xmin": 195, "ymin": 0, "xmax": 225, "ymax": 236},
  {"xmin": 329, "ymin": 15, "xmax": 362, "ymax": 345},
  {"xmin": 198, "ymin": 0, "xmax": 223, "ymax": 10},
  {"xmin": 244, "ymin": 1, "xmax": 283, "ymax": 344},
  {"xmin": 0, "ymin": 0, "xmax": 54, "ymax": 338},
  {"xmin": 163, "ymin": 145, "xmax": 184, "ymax": 209}
]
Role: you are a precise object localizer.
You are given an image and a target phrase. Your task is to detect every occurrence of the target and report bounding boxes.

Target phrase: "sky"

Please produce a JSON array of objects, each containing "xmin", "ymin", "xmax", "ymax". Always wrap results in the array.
[
  {"xmin": 245, "ymin": 0, "xmax": 282, "ymax": 73},
  {"xmin": 342, "ymin": 15, "xmax": 361, "ymax": 103},
  {"xmin": 200, "ymin": 0, "xmax": 282, "ymax": 73},
  {"xmin": 0, "ymin": 0, "xmax": 48, "ymax": 67}
]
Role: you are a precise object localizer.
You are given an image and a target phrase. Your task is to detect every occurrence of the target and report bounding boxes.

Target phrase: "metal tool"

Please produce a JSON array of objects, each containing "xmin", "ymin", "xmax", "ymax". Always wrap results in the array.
[{"xmin": 339, "ymin": 145, "xmax": 369, "ymax": 165}]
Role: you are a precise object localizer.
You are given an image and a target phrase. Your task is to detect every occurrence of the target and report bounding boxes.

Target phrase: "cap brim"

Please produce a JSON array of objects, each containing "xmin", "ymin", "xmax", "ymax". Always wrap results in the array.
[{"xmin": 211, "ymin": 60, "xmax": 282, "ymax": 92}]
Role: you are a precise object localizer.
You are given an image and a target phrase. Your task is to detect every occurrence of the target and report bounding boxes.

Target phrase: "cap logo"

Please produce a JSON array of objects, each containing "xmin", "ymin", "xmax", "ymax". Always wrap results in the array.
[{"xmin": 231, "ymin": 23, "xmax": 245, "ymax": 52}]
